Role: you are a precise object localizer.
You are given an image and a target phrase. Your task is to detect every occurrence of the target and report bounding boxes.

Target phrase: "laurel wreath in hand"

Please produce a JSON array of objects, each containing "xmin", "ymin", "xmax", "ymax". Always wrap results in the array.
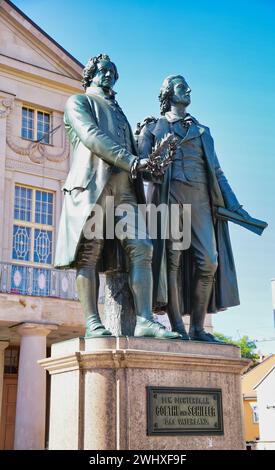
[{"xmin": 146, "ymin": 134, "xmax": 178, "ymax": 177}]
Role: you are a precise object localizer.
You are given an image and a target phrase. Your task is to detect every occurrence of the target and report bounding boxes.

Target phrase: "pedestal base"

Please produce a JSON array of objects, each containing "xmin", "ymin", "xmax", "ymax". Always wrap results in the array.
[{"xmin": 40, "ymin": 337, "xmax": 249, "ymax": 450}]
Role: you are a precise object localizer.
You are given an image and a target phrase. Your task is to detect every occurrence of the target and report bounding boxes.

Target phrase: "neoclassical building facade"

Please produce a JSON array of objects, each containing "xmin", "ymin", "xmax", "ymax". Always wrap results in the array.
[{"xmin": 0, "ymin": 0, "xmax": 91, "ymax": 449}]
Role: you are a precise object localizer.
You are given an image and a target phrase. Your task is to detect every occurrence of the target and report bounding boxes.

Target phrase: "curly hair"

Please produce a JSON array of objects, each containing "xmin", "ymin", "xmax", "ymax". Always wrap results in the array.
[
  {"xmin": 159, "ymin": 75, "xmax": 186, "ymax": 115},
  {"xmin": 82, "ymin": 54, "xmax": 119, "ymax": 90}
]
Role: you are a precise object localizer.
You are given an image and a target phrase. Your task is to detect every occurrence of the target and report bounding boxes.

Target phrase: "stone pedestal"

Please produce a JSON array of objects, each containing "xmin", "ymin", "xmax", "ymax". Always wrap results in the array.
[{"xmin": 40, "ymin": 337, "xmax": 249, "ymax": 450}]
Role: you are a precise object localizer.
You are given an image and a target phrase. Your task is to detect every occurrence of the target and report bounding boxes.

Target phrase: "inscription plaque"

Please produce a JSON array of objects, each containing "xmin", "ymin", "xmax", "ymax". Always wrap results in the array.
[{"xmin": 147, "ymin": 387, "xmax": 223, "ymax": 435}]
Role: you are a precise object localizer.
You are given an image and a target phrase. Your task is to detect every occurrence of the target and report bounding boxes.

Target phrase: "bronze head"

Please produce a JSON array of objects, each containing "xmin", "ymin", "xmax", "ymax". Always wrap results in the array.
[
  {"xmin": 159, "ymin": 75, "xmax": 191, "ymax": 115},
  {"xmin": 82, "ymin": 54, "xmax": 119, "ymax": 91}
]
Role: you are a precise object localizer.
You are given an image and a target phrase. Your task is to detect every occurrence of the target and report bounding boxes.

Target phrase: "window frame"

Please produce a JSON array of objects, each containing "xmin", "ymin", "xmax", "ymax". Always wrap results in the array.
[
  {"xmin": 12, "ymin": 184, "xmax": 55, "ymax": 268},
  {"xmin": 251, "ymin": 404, "xmax": 259, "ymax": 424},
  {"xmin": 21, "ymin": 105, "xmax": 52, "ymax": 145}
]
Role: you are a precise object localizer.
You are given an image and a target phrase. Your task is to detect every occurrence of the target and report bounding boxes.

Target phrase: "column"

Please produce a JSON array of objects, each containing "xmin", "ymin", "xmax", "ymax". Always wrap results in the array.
[
  {"xmin": 0, "ymin": 341, "xmax": 9, "ymax": 424},
  {"xmin": 13, "ymin": 323, "xmax": 57, "ymax": 450}
]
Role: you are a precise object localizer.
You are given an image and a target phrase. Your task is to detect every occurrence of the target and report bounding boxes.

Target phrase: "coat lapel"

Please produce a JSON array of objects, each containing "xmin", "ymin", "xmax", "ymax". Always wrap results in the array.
[
  {"xmin": 151, "ymin": 117, "xmax": 170, "ymax": 142},
  {"xmin": 172, "ymin": 120, "xmax": 189, "ymax": 139},
  {"xmin": 176, "ymin": 122, "xmax": 203, "ymax": 142}
]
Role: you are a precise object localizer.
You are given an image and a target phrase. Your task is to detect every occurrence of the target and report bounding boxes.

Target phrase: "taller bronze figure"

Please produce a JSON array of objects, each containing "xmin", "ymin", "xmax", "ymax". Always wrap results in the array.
[
  {"xmin": 137, "ymin": 75, "xmax": 252, "ymax": 342},
  {"xmin": 54, "ymin": 54, "xmax": 180, "ymax": 339}
]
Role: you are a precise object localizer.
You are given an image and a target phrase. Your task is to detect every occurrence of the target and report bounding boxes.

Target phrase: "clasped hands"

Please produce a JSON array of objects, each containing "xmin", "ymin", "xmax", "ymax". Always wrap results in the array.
[{"xmin": 137, "ymin": 158, "xmax": 149, "ymax": 171}]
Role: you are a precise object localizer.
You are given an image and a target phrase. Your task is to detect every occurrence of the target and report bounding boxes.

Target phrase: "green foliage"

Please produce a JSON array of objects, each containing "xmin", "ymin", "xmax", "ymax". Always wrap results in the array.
[{"xmin": 214, "ymin": 332, "xmax": 260, "ymax": 363}]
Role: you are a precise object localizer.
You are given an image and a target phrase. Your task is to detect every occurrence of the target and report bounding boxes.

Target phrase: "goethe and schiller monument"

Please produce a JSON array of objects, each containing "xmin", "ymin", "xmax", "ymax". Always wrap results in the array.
[{"xmin": 40, "ymin": 54, "xmax": 267, "ymax": 450}]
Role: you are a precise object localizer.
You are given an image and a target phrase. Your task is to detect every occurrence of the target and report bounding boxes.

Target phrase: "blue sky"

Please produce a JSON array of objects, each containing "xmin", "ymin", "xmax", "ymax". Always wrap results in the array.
[{"xmin": 13, "ymin": 0, "xmax": 275, "ymax": 353}]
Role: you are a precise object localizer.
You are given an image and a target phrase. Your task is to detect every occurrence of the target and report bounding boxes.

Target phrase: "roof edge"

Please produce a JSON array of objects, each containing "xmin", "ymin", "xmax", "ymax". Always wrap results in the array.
[
  {"xmin": 3, "ymin": 0, "xmax": 84, "ymax": 70},
  {"xmin": 253, "ymin": 365, "xmax": 275, "ymax": 390},
  {"xmin": 243, "ymin": 354, "xmax": 275, "ymax": 378}
]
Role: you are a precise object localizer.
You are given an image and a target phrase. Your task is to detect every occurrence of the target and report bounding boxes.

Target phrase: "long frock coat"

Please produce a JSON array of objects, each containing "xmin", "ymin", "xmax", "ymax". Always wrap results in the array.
[{"xmin": 54, "ymin": 88, "xmax": 145, "ymax": 271}]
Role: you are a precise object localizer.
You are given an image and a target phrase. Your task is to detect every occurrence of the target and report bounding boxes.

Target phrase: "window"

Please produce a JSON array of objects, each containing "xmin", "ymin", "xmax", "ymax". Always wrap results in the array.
[
  {"xmin": 252, "ymin": 404, "xmax": 259, "ymax": 423},
  {"xmin": 12, "ymin": 185, "xmax": 54, "ymax": 266},
  {"xmin": 4, "ymin": 347, "xmax": 20, "ymax": 374},
  {"xmin": 21, "ymin": 107, "xmax": 51, "ymax": 144}
]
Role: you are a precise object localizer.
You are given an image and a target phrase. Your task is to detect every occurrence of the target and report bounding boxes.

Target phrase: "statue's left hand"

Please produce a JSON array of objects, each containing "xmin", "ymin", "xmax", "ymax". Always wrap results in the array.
[{"xmin": 235, "ymin": 207, "xmax": 251, "ymax": 219}]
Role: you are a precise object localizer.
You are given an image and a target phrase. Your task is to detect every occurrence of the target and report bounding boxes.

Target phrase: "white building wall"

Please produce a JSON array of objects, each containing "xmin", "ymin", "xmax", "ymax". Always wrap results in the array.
[{"xmin": 256, "ymin": 368, "xmax": 275, "ymax": 450}]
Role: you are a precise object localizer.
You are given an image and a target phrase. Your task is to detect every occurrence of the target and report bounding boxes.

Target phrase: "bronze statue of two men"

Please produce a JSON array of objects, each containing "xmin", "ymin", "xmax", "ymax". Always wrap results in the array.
[{"xmin": 55, "ymin": 53, "xmax": 254, "ymax": 342}]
